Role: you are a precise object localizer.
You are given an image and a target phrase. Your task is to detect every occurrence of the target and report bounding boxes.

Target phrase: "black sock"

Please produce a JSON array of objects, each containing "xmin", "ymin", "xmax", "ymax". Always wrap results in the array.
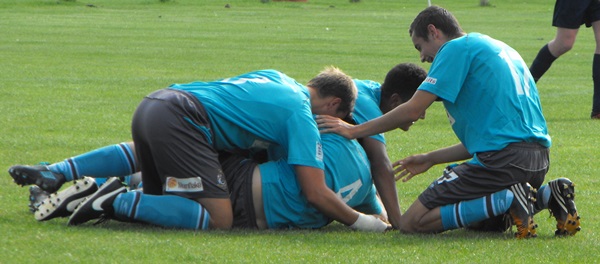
[
  {"xmin": 593, "ymin": 54, "xmax": 600, "ymax": 114},
  {"xmin": 529, "ymin": 44, "xmax": 557, "ymax": 83}
]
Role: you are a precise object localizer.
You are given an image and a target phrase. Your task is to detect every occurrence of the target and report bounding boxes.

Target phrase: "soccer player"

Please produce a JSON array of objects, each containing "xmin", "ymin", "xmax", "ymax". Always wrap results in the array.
[
  {"xmin": 11, "ymin": 67, "xmax": 391, "ymax": 232},
  {"xmin": 529, "ymin": 0, "xmax": 600, "ymax": 119},
  {"xmin": 267, "ymin": 63, "xmax": 428, "ymax": 229},
  {"xmin": 351, "ymin": 63, "xmax": 427, "ymax": 229},
  {"xmin": 318, "ymin": 6, "xmax": 579, "ymax": 238},
  {"xmin": 64, "ymin": 132, "xmax": 387, "ymax": 230}
]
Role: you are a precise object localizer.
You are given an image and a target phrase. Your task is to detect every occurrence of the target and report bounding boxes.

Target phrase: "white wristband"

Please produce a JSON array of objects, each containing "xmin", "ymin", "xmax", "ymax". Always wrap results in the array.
[{"xmin": 349, "ymin": 213, "xmax": 389, "ymax": 232}]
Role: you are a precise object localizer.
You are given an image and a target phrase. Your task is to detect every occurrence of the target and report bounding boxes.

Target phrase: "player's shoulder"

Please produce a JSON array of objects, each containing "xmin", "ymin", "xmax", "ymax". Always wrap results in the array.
[
  {"xmin": 444, "ymin": 32, "xmax": 484, "ymax": 48},
  {"xmin": 353, "ymin": 79, "xmax": 381, "ymax": 90},
  {"xmin": 239, "ymin": 69, "xmax": 285, "ymax": 79},
  {"xmin": 321, "ymin": 134, "xmax": 361, "ymax": 156}
]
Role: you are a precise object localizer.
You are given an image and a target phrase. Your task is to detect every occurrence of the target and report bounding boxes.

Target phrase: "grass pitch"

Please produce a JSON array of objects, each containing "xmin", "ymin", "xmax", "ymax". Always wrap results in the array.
[{"xmin": 1, "ymin": 0, "xmax": 598, "ymax": 262}]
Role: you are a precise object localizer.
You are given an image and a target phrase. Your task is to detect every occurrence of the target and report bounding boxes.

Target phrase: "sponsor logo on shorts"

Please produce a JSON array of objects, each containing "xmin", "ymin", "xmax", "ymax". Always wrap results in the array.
[
  {"xmin": 165, "ymin": 176, "xmax": 204, "ymax": 192},
  {"xmin": 424, "ymin": 76, "xmax": 437, "ymax": 85}
]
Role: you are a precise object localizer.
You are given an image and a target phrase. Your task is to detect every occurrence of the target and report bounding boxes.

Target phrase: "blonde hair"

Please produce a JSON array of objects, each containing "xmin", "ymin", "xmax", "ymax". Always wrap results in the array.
[{"xmin": 307, "ymin": 66, "xmax": 357, "ymax": 116}]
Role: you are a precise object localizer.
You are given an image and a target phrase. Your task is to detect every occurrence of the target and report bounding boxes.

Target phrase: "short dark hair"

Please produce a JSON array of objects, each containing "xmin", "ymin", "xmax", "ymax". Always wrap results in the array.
[
  {"xmin": 380, "ymin": 63, "xmax": 427, "ymax": 103},
  {"xmin": 409, "ymin": 5, "xmax": 464, "ymax": 41}
]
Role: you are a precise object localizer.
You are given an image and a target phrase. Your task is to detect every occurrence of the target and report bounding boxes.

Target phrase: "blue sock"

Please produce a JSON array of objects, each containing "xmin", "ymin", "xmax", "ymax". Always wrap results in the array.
[
  {"xmin": 94, "ymin": 175, "xmax": 135, "ymax": 187},
  {"xmin": 94, "ymin": 178, "xmax": 108, "ymax": 186},
  {"xmin": 534, "ymin": 184, "xmax": 551, "ymax": 211},
  {"xmin": 440, "ymin": 189, "xmax": 514, "ymax": 230},
  {"xmin": 94, "ymin": 174, "xmax": 135, "ymax": 188},
  {"xmin": 48, "ymin": 142, "xmax": 137, "ymax": 181},
  {"xmin": 113, "ymin": 191, "xmax": 211, "ymax": 230}
]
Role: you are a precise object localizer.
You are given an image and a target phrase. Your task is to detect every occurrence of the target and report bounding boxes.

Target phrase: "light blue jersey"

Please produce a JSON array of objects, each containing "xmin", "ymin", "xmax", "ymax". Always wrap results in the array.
[
  {"xmin": 266, "ymin": 79, "xmax": 386, "ymax": 162},
  {"xmin": 352, "ymin": 79, "xmax": 386, "ymax": 144},
  {"xmin": 261, "ymin": 133, "xmax": 381, "ymax": 229},
  {"xmin": 170, "ymin": 70, "xmax": 324, "ymax": 169},
  {"xmin": 418, "ymin": 33, "xmax": 551, "ymax": 156}
]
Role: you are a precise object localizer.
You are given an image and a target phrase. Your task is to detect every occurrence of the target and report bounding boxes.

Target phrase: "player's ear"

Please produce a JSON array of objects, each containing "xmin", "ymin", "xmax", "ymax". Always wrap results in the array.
[
  {"xmin": 389, "ymin": 93, "xmax": 403, "ymax": 108},
  {"xmin": 427, "ymin": 24, "xmax": 439, "ymax": 39},
  {"xmin": 328, "ymin": 97, "xmax": 342, "ymax": 110}
]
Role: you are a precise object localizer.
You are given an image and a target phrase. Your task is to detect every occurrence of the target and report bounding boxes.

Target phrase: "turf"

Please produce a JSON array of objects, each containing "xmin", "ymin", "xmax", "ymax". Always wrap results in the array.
[{"xmin": 1, "ymin": 0, "xmax": 598, "ymax": 262}]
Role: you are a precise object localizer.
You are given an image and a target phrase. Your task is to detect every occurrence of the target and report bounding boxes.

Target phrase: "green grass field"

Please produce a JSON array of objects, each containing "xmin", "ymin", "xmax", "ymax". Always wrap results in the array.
[{"xmin": 1, "ymin": 0, "xmax": 598, "ymax": 262}]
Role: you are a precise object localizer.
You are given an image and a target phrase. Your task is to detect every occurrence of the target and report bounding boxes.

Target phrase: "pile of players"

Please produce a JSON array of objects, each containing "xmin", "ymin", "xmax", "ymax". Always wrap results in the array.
[{"xmin": 8, "ymin": 6, "xmax": 581, "ymax": 238}]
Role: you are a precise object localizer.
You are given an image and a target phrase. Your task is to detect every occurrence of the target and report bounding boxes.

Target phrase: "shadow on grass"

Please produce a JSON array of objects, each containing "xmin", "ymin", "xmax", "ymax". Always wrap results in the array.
[
  {"xmin": 53, "ymin": 219, "xmax": 565, "ymax": 242},
  {"xmin": 13, "ymin": 206, "xmax": 573, "ymax": 243}
]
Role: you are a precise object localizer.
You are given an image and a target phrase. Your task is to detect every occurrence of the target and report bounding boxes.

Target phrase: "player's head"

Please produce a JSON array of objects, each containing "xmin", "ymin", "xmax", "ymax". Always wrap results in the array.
[
  {"xmin": 379, "ymin": 63, "xmax": 427, "ymax": 114},
  {"xmin": 409, "ymin": 6, "xmax": 464, "ymax": 41},
  {"xmin": 409, "ymin": 6, "xmax": 465, "ymax": 63},
  {"xmin": 307, "ymin": 66, "xmax": 357, "ymax": 119}
]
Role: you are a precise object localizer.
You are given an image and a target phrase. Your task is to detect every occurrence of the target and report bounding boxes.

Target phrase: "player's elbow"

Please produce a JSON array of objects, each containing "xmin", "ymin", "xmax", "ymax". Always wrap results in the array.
[
  {"xmin": 304, "ymin": 189, "xmax": 326, "ymax": 206},
  {"xmin": 406, "ymin": 108, "xmax": 424, "ymax": 122}
]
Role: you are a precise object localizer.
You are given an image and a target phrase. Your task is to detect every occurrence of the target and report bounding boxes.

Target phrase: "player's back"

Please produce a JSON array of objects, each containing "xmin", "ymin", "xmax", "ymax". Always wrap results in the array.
[
  {"xmin": 170, "ymin": 69, "xmax": 323, "ymax": 169},
  {"xmin": 260, "ymin": 133, "xmax": 380, "ymax": 229},
  {"xmin": 420, "ymin": 33, "xmax": 550, "ymax": 153}
]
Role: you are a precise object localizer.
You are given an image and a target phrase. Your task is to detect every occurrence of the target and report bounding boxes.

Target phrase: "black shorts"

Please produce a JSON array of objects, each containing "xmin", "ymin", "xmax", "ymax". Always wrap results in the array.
[
  {"xmin": 418, "ymin": 142, "xmax": 549, "ymax": 209},
  {"xmin": 553, "ymin": 0, "xmax": 600, "ymax": 28},
  {"xmin": 131, "ymin": 89, "xmax": 229, "ymax": 199},
  {"xmin": 219, "ymin": 153, "xmax": 259, "ymax": 229}
]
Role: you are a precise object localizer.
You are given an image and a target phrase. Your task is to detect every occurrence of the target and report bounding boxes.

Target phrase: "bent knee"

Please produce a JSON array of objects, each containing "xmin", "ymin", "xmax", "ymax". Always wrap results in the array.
[
  {"xmin": 399, "ymin": 214, "xmax": 423, "ymax": 234},
  {"xmin": 399, "ymin": 202, "xmax": 441, "ymax": 234},
  {"xmin": 207, "ymin": 210, "xmax": 233, "ymax": 229},
  {"xmin": 399, "ymin": 219, "xmax": 430, "ymax": 234},
  {"xmin": 398, "ymin": 225, "xmax": 417, "ymax": 234},
  {"xmin": 550, "ymin": 40, "xmax": 575, "ymax": 56},
  {"xmin": 555, "ymin": 45, "xmax": 573, "ymax": 56},
  {"xmin": 210, "ymin": 218, "xmax": 233, "ymax": 229},
  {"xmin": 198, "ymin": 197, "xmax": 233, "ymax": 230}
]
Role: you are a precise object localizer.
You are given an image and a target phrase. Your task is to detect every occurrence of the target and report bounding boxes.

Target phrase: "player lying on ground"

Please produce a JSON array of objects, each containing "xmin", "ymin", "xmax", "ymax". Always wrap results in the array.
[
  {"xmin": 28, "ymin": 132, "xmax": 389, "ymax": 231},
  {"xmin": 317, "ymin": 6, "xmax": 580, "ymax": 238}
]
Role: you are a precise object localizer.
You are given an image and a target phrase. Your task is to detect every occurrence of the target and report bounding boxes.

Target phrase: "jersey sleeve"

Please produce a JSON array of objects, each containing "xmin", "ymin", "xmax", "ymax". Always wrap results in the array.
[
  {"xmin": 283, "ymin": 103, "xmax": 324, "ymax": 170},
  {"xmin": 418, "ymin": 40, "xmax": 470, "ymax": 103}
]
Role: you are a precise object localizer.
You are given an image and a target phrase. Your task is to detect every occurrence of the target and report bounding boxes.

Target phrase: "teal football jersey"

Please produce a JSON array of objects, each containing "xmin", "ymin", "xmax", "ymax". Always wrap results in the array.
[
  {"xmin": 260, "ymin": 133, "xmax": 381, "ymax": 229},
  {"xmin": 418, "ymin": 33, "xmax": 551, "ymax": 155},
  {"xmin": 170, "ymin": 69, "xmax": 324, "ymax": 169}
]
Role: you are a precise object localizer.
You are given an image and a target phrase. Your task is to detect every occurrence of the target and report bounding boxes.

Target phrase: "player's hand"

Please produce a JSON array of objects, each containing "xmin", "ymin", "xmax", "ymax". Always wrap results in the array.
[
  {"xmin": 372, "ymin": 214, "xmax": 395, "ymax": 232},
  {"xmin": 315, "ymin": 115, "xmax": 355, "ymax": 139},
  {"xmin": 373, "ymin": 213, "xmax": 389, "ymax": 224},
  {"xmin": 392, "ymin": 154, "xmax": 433, "ymax": 182},
  {"xmin": 350, "ymin": 213, "xmax": 390, "ymax": 232}
]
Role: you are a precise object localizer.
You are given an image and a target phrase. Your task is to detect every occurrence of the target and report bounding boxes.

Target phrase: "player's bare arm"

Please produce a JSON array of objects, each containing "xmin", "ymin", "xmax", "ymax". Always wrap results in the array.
[
  {"xmin": 318, "ymin": 90, "xmax": 436, "ymax": 139},
  {"xmin": 360, "ymin": 137, "xmax": 402, "ymax": 229},
  {"xmin": 393, "ymin": 143, "xmax": 471, "ymax": 182},
  {"xmin": 294, "ymin": 165, "xmax": 390, "ymax": 232}
]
